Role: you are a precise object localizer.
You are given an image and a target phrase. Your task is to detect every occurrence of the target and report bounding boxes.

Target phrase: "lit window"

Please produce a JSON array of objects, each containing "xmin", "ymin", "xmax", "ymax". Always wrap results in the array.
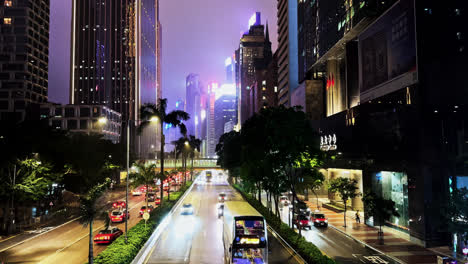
[
  {"xmin": 4, "ymin": 18, "xmax": 12, "ymax": 25},
  {"xmin": 4, "ymin": 1, "xmax": 12, "ymax": 7}
]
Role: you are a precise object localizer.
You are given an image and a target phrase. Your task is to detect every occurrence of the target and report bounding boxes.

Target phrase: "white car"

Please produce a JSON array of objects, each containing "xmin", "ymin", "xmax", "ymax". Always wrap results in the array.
[
  {"xmin": 131, "ymin": 189, "xmax": 142, "ymax": 196},
  {"xmin": 181, "ymin": 203, "xmax": 194, "ymax": 215}
]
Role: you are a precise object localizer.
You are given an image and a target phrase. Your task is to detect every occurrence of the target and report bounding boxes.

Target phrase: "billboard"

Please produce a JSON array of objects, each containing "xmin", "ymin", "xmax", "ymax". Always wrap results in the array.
[{"xmin": 359, "ymin": 0, "xmax": 417, "ymax": 101}]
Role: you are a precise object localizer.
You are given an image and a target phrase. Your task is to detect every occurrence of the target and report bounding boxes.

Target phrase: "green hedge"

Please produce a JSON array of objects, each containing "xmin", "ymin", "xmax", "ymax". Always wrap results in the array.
[
  {"xmin": 92, "ymin": 182, "xmax": 193, "ymax": 264},
  {"xmin": 232, "ymin": 184, "xmax": 336, "ymax": 264}
]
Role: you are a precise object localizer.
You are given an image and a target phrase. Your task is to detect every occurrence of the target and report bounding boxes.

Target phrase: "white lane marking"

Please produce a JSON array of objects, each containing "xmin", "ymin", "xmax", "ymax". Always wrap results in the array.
[
  {"xmin": 37, "ymin": 198, "xmax": 145, "ymax": 264},
  {"xmin": 0, "ymin": 216, "xmax": 81, "ymax": 253},
  {"xmin": 0, "ymin": 194, "xmax": 133, "ymax": 253}
]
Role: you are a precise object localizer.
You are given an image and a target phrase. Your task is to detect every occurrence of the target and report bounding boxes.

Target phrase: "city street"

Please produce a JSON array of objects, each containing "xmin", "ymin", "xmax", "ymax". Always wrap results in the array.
[
  {"xmin": 0, "ymin": 191, "xmax": 148, "ymax": 264},
  {"xmin": 141, "ymin": 170, "xmax": 304, "ymax": 264},
  {"xmin": 271, "ymin": 197, "xmax": 399, "ymax": 264}
]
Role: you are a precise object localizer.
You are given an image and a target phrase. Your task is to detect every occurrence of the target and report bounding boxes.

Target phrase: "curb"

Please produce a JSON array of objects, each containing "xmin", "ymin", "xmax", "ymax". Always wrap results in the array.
[{"xmin": 327, "ymin": 223, "xmax": 405, "ymax": 264}]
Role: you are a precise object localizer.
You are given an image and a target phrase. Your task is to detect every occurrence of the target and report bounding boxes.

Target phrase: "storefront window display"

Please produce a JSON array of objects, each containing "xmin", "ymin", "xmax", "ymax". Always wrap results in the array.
[{"xmin": 371, "ymin": 171, "xmax": 409, "ymax": 232}]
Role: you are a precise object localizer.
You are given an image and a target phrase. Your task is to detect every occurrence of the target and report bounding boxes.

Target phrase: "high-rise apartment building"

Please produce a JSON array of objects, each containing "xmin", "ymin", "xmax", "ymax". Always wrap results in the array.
[
  {"xmin": 236, "ymin": 12, "xmax": 271, "ymax": 127},
  {"xmin": 0, "ymin": 0, "xmax": 50, "ymax": 120},
  {"xmin": 277, "ymin": 0, "xmax": 298, "ymax": 107}
]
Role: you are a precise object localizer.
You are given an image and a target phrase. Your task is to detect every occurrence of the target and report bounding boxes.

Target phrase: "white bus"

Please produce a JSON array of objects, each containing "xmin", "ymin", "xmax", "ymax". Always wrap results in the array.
[{"xmin": 223, "ymin": 215, "xmax": 268, "ymax": 264}]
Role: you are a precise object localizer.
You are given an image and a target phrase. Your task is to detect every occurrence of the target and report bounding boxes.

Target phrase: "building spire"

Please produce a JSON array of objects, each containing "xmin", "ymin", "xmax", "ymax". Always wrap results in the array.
[{"xmin": 265, "ymin": 20, "xmax": 270, "ymax": 43}]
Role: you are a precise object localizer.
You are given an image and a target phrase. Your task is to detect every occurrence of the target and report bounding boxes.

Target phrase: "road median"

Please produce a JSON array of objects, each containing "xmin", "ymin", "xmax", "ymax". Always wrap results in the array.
[
  {"xmin": 91, "ymin": 180, "xmax": 194, "ymax": 264},
  {"xmin": 232, "ymin": 184, "xmax": 336, "ymax": 264}
]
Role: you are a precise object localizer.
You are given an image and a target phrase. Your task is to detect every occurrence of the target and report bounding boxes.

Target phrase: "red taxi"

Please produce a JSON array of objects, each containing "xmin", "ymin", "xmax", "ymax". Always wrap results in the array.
[
  {"xmin": 110, "ymin": 210, "xmax": 129, "ymax": 223},
  {"xmin": 93, "ymin": 227, "xmax": 122, "ymax": 244}
]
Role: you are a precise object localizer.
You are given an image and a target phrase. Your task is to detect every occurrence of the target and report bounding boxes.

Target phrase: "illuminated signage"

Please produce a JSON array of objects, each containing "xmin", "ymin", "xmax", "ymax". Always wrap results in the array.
[
  {"xmin": 239, "ymin": 237, "xmax": 260, "ymax": 244},
  {"xmin": 320, "ymin": 134, "xmax": 337, "ymax": 151}
]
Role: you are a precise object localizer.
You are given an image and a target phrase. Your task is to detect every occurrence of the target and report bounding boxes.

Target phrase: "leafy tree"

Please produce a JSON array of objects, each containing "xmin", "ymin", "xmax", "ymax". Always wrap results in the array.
[
  {"xmin": 328, "ymin": 177, "xmax": 361, "ymax": 227},
  {"xmin": 58, "ymin": 133, "xmax": 122, "ymax": 194},
  {"xmin": 130, "ymin": 162, "xmax": 157, "ymax": 208},
  {"xmin": 139, "ymin": 99, "xmax": 189, "ymax": 204},
  {"xmin": 79, "ymin": 178, "xmax": 110, "ymax": 264},
  {"xmin": 0, "ymin": 159, "xmax": 61, "ymax": 233},
  {"xmin": 216, "ymin": 131, "xmax": 241, "ymax": 180},
  {"xmin": 295, "ymin": 166, "xmax": 325, "ymax": 207},
  {"xmin": 173, "ymin": 137, "xmax": 190, "ymax": 185},
  {"xmin": 362, "ymin": 191, "xmax": 399, "ymax": 239}
]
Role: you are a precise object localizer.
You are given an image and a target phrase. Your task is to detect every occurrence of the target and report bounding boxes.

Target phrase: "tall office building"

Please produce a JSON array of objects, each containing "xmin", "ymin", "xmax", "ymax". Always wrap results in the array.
[
  {"xmin": 206, "ymin": 82, "xmax": 217, "ymax": 158},
  {"xmin": 185, "ymin": 73, "xmax": 201, "ymax": 138},
  {"xmin": 236, "ymin": 12, "xmax": 271, "ymax": 127},
  {"xmin": 214, "ymin": 84, "xmax": 236, "ymax": 144},
  {"xmin": 0, "ymin": 0, "xmax": 50, "ymax": 120},
  {"xmin": 70, "ymin": 0, "xmax": 161, "ymax": 156},
  {"xmin": 225, "ymin": 56, "xmax": 235, "ymax": 84},
  {"xmin": 277, "ymin": 0, "xmax": 298, "ymax": 107}
]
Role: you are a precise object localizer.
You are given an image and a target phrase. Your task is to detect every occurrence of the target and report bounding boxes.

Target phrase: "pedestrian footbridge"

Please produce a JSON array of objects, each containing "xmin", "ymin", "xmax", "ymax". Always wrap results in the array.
[{"xmin": 146, "ymin": 159, "xmax": 220, "ymax": 170}]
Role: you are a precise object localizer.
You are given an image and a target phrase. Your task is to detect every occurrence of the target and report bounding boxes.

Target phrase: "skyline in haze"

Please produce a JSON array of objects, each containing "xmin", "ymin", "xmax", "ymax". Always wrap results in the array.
[{"xmin": 48, "ymin": 0, "xmax": 277, "ymax": 109}]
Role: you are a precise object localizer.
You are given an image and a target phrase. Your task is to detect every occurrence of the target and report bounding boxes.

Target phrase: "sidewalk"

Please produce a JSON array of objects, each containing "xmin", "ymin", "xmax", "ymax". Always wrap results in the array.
[{"xmin": 304, "ymin": 200, "xmax": 466, "ymax": 264}]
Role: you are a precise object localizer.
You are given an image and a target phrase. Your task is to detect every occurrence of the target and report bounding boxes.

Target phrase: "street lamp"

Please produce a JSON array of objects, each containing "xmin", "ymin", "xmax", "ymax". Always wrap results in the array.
[
  {"xmin": 125, "ymin": 116, "xmax": 159, "ymax": 244},
  {"xmin": 150, "ymin": 116, "xmax": 159, "ymax": 123},
  {"xmin": 98, "ymin": 117, "xmax": 107, "ymax": 125}
]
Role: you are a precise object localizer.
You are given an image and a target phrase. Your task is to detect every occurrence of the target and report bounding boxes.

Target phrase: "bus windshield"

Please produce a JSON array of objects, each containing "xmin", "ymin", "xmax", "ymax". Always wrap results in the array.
[
  {"xmin": 232, "ymin": 248, "xmax": 267, "ymax": 264},
  {"xmin": 235, "ymin": 220, "xmax": 265, "ymax": 237}
]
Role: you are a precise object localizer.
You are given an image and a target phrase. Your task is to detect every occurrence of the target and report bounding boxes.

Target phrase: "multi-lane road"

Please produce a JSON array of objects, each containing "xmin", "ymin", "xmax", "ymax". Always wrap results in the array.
[
  {"xmin": 0, "ymin": 170, "xmax": 399, "ymax": 264},
  {"xmin": 0, "ymin": 190, "xmax": 148, "ymax": 264},
  {"xmin": 138, "ymin": 171, "xmax": 304, "ymax": 264}
]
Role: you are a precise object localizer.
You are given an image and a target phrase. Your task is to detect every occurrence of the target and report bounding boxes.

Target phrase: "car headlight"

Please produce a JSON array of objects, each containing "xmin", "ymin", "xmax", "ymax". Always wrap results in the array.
[
  {"xmin": 315, "ymin": 220, "xmax": 319, "ymax": 223},
  {"xmin": 325, "ymin": 220, "xmax": 328, "ymax": 223}
]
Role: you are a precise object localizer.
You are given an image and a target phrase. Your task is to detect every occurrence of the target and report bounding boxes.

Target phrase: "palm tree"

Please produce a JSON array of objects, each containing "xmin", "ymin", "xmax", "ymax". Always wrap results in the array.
[
  {"xmin": 188, "ymin": 135, "xmax": 201, "ymax": 181},
  {"xmin": 79, "ymin": 179, "xmax": 110, "ymax": 264},
  {"xmin": 139, "ymin": 99, "xmax": 189, "ymax": 204},
  {"xmin": 130, "ymin": 162, "xmax": 158, "ymax": 208},
  {"xmin": 173, "ymin": 137, "xmax": 190, "ymax": 185}
]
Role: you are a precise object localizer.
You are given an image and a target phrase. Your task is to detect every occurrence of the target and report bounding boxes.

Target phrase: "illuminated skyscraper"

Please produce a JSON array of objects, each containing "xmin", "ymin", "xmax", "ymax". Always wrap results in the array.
[
  {"xmin": 236, "ymin": 12, "xmax": 271, "ymax": 127},
  {"xmin": 70, "ymin": 0, "xmax": 162, "ymax": 157},
  {"xmin": 185, "ymin": 73, "xmax": 201, "ymax": 138},
  {"xmin": 214, "ymin": 84, "xmax": 236, "ymax": 144},
  {"xmin": 206, "ymin": 82, "xmax": 217, "ymax": 158}
]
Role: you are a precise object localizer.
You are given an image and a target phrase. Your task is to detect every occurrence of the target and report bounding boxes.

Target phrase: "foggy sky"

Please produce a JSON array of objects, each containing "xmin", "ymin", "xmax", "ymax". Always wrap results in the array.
[{"xmin": 48, "ymin": 0, "xmax": 278, "ymax": 109}]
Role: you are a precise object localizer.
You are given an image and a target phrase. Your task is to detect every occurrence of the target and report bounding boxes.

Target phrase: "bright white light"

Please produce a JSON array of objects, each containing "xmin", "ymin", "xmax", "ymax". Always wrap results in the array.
[
  {"xmin": 150, "ymin": 116, "xmax": 159, "ymax": 123},
  {"xmin": 216, "ymin": 84, "xmax": 236, "ymax": 100},
  {"xmin": 201, "ymin": 110, "xmax": 206, "ymax": 120},
  {"xmin": 195, "ymin": 115, "xmax": 199, "ymax": 126},
  {"xmin": 248, "ymin": 13, "xmax": 257, "ymax": 28},
  {"xmin": 225, "ymin": 57, "xmax": 232, "ymax": 66},
  {"xmin": 98, "ymin": 117, "xmax": 107, "ymax": 124}
]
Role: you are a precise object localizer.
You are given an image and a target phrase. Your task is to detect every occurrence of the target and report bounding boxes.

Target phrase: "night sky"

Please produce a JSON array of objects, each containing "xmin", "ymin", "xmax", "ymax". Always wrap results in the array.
[{"xmin": 48, "ymin": 0, "xmax": 278, "ymax": 109}]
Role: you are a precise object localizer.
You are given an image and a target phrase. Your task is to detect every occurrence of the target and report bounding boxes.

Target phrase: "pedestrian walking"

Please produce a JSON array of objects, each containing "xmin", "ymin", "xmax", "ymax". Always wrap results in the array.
[{"xmin": 355, "ymin": 210, "xmax": 361, "ymax": 224}]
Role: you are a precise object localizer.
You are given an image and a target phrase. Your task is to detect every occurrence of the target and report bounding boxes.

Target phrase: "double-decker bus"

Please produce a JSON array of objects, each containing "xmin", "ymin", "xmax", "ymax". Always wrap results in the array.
[{"xmin": 223, "ymin": 216, "xmax": 268, "ymax": 264}]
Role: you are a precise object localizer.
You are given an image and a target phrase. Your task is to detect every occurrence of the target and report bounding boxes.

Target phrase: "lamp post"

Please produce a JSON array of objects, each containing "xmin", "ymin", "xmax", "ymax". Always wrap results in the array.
[{"xmin": 125, "ymin": 116, "xmax": 158, "ymax": 244}]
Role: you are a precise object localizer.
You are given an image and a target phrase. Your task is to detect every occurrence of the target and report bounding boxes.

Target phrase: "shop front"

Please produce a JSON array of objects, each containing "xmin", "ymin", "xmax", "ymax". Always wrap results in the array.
[{"xmin": 367, "ymin": 171, "xmax": 410, "ymax": 233}]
